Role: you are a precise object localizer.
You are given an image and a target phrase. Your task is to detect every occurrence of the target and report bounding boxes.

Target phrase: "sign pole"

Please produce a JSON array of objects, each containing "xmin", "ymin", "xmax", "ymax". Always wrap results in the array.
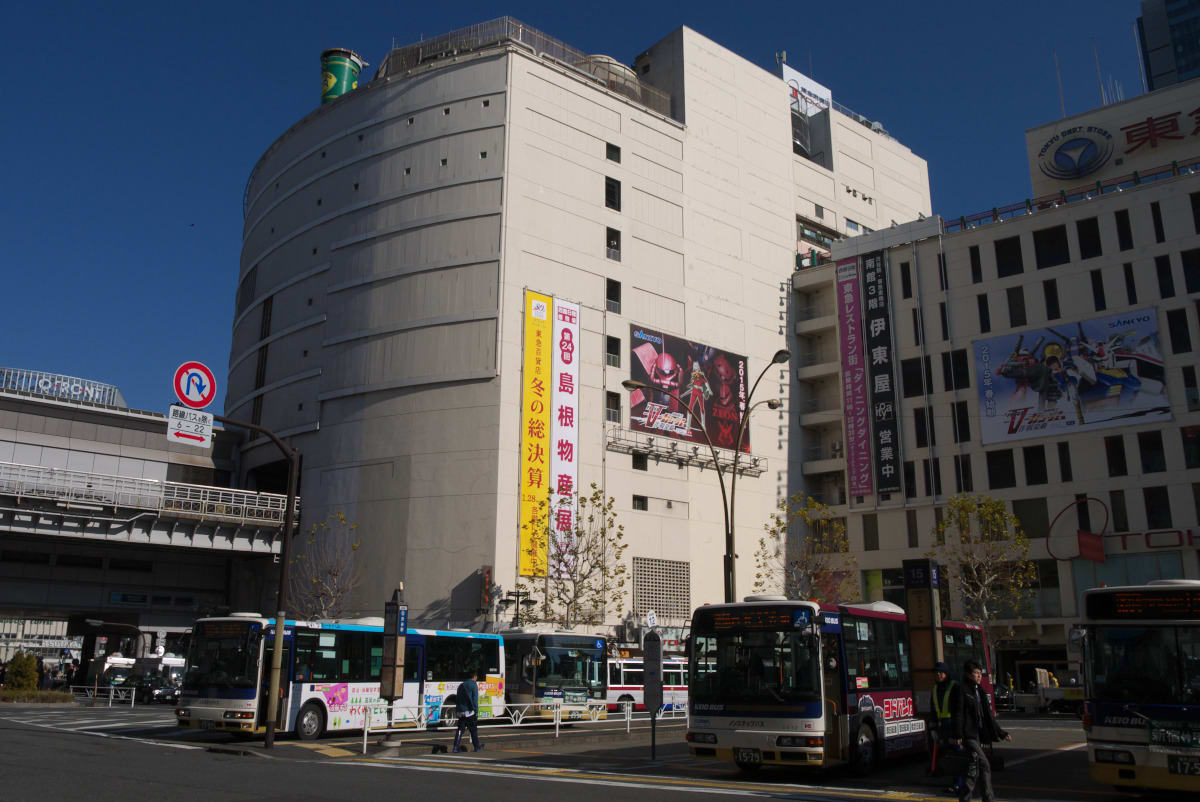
[{"xmin": 643, "ymin": 630, "xmax": 663, "ymax": 761}]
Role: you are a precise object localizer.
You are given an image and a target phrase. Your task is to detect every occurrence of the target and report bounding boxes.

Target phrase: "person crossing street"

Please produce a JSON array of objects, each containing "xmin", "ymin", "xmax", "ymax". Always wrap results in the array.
[
  {"xmin": 452, "ymin": 669, "xmax": 484, "ymax": 753},
  {"xmin": 931, "ymin": 662, "xmax": 962, "ymax": 794},
  {"xmin": 951, "ymin": 661, "xmax": 1011, "ymax": 802}
]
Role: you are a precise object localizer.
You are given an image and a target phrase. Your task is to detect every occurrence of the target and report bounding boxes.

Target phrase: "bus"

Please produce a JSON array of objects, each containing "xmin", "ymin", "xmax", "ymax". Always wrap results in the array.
[
  {"xmin": 1079, "ymin": 580, "xmax": 1200, "ymax": 793},
  {"xmin": 606, "ymin": 656, "xmax": 688, "ymax": 712},
  {"xmin": 501, "ymin": 630, "xmax": 607, "ymax": 720},
  {"xmin": 176, "ymin": 614, "xmax": 504, "ymax": 739},
  {"xmin": 686, "ymin": 596, "xmax": 990, "ymax": 773}
]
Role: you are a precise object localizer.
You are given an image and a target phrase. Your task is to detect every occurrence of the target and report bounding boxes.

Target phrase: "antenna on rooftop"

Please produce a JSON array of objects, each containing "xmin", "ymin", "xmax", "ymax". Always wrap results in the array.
[
  {"xmin": 1133, "ymin": 21, "xmax": 1148, "ymax": 94},
  {"xmin": 1093, "ymin": 40, "xmax": 1107, "ymax": 105},
  {"xmin": 1053, "ymin": 50, "xmax": 1066, "ymax": 118},
  {"xmin": 775, "ymin": 50, "xmax": 787, "ymax": 67}
]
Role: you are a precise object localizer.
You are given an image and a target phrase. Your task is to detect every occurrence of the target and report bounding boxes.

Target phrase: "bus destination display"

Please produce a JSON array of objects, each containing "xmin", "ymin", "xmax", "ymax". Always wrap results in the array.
[
  {"xmin": 702, "ymin": 606, "xmax": 812, "ymax": 631},
  {"xmin": 197, "ymin": 621, "xmax": 257, "ymax": 638},
  {"xmin": 1085, "ymin": 589, "xmax": 1200, "ymax": 620}
]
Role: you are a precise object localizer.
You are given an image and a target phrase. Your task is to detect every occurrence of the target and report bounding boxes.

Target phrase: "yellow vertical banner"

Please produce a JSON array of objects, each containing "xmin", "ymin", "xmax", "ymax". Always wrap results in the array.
[{"xmin": 519, "ymin": 291, "xmax": 553, "ymax": 577}]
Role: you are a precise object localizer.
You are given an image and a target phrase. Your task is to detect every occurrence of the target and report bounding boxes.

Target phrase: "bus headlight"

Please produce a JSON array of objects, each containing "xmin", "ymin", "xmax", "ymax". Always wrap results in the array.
[
  {"xmin": 1094, "ymin": 749, "xmax": 1135, "ymax": 764},
  {"xmin": 687, "ymin": 732, "xmax": 718, "ymax": 744},
  {"xmin": 223, "ymin": 711, "xmax": 255, "ymax": 720},
  {"xmin": 175, "ymin": 709, "xmax": 189, "ymax": 719},
  {"xmin": 777, "ymin": 736, "xmax": 824, "ymax": 747}
]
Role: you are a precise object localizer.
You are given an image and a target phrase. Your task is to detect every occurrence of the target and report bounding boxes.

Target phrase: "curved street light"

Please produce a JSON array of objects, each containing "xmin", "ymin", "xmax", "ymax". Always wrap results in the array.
[{"xmin": 622, "ymin": 348, "xmax": 789, "ymax": 603}]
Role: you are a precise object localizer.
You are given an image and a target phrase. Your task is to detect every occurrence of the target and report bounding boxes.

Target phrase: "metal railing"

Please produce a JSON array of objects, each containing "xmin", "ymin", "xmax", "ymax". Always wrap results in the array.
[
  {"xmin": 795, "ymin": 300, "xmax": 833, "ymax": 320},
  {"xmin": 799, "ymin": 398, "xmax": 837, "ymax": 414},
  {"xmin": 363, "ymin": 699, "xmax": 687, "ymax": 754},
  {"xmin": 71, "ymin": 685, "xmax": 137, "ymax": 708},
  {"xmin": 795, "ymin": 349, "xmax": 836, "ymax": 367},
  {"xmin": 0, "ymin": 461, "xmax": 297, "ymax": 527},
  {"xmin": 943, "ymin": 156, "xmax": 1200, "ymax": 235},
  {"xmin": 379, "ymin": 17, "xmax": 672, "ymax": 119}
]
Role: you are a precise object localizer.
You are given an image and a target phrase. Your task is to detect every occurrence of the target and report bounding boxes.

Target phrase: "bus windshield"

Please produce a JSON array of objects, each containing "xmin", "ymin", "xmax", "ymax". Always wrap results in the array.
[
  {"xmin": 691, "ymin": 629, "xmax": 821, "ymax": 706},
  {"xmin": 1087, "ymin": 625, "xmax": 1200, "ymax": 705},
  {"xmin": 183, "ymin": 620, "xmax": 261, "ymax": 690},
  {"xmin": 538, "ymin": 646, "xmax": 603, "ymax": 691}
]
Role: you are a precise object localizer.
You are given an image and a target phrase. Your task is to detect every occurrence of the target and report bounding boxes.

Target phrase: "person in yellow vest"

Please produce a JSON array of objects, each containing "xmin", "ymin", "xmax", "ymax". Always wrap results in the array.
[{"xmin": 931, "ymin": 662, "xmax": 962, "ymax": 794}]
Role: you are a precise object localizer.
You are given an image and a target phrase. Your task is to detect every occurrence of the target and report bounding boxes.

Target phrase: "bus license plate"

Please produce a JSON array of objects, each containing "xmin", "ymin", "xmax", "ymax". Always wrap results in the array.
[
  {"xmin": 736, "ymin": 748, "xmax": 761, "ymax": 764},
  {"xmin": 1169, "ymin": 756, "xmax": 1200, "ymax": 775},
  {"xmin": 199, "ymin": 720, "xmax": 213, "ymax": 730},
  {"xmin": 568, "ymin": 710, "xmax": 582, "ymax": 721}
]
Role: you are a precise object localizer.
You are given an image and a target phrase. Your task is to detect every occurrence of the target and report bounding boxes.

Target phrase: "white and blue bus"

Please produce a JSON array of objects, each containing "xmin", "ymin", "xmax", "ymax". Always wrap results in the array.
[
  {"xmin": 501, "ymin": 629, "xmax": 608, "ymax": 719},
  {"xmin": 176, "ymin": 614, "xmax": 504, "ymax": 739}
]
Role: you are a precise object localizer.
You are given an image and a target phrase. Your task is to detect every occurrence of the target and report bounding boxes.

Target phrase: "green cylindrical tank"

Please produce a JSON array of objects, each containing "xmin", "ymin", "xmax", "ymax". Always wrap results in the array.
[{"xmin": 321, "ymin": 48, "xmax": 367, "ymax": 104}]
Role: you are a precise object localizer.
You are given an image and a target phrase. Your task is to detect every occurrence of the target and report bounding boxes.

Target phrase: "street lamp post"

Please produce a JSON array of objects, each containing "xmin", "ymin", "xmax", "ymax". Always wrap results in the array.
[
  {"xmin": 623, "ymin": 349, "xmax": 789, "ymax": 603},
  {"xmin": 499, "ymin": 589, "xmax": 538, "ymax": 628}
]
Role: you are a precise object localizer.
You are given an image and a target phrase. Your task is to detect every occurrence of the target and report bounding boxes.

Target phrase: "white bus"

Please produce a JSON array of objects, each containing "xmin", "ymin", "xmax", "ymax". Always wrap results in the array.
[
  {"xmin": 606, "ymin": 656, "xmax": 688, "ymax": 712},
  {"xmin": 176, "ymin": 614, "xmax": 504, "ymax": 739},
  {"xmin": 502, "ymin": 630, "xmax": 607, "ymax": 720}
]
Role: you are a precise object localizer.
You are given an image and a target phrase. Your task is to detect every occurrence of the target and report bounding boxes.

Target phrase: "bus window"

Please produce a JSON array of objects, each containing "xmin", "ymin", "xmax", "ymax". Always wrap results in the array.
[
  {"xmin": 623, "ymin": 668, "xmax": 644, "ymax": 686},
  {"xmin": 664, "ymin": 668, "xmax": 683, "ymax": 687},
  {"xmin": 609, "ymin": 664, "xmax": 621, "ymax": 685},
  {"xmin": 295, "ymin": 631, "xmax": 338, "ymax": 681},
  {"xmin": 426, "ymin": 636, "xmax": 500, "ymax": 680}
]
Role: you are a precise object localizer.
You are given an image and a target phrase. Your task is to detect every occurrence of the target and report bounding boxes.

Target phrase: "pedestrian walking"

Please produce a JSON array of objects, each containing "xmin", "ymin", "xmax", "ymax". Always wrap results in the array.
[
  {"xmin": 930, "ymin": 661, "xmax": 963, "ymax": 794},
  {"xmin": 452, "ymin": 669, "xmax": 484, "ymax": 753},
  {"xmin": 951, "ymin": 661, "xmax": 1011, "ymax": 802}
]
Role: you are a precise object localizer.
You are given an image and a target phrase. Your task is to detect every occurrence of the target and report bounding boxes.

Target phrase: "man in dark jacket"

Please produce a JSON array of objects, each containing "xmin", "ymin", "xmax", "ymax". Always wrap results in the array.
[
  {"xmin": 452, "ymin": 669, "xmax": 484, "ymax": 753},
  {"xmin": 951, "ymin": 661, "xmax": 1011, "ymax": 802}
]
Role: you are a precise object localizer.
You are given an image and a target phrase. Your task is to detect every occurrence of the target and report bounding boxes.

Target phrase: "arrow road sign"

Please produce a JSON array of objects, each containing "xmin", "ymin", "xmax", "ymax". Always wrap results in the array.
[
  {"xmin": 167, "ymin": 405, "xmax": 213, "ymax": 449},
  {"xmin": 173, "ymin": 361, "xmax": 217, "ymax": 409}
]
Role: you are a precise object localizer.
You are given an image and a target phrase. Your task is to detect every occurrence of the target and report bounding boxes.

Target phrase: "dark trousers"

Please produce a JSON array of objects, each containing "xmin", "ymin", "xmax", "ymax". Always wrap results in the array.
[
  {"xmin": 958, "ymin": 739, "xmax": 993, "ymax": 802},
  {"xmin": 454, "ymin": 713, "xmax": 479, "ymax": 750}
]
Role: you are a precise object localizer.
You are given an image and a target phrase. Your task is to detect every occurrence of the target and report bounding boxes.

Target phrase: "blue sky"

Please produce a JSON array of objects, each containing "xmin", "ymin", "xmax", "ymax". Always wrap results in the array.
[{"xmin": 4, "ymin": 1, "xmax": 1146, "ymax": 412}]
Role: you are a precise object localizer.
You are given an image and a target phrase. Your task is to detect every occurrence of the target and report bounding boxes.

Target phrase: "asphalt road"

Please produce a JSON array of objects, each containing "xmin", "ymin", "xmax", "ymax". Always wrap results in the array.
[{"xmin": 0, "ymin": 706, "xmax": 1138, "ymax": 802}]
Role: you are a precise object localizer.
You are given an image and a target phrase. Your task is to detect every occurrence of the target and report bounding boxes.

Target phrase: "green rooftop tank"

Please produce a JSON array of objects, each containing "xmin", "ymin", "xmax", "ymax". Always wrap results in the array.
[{"xmin": 321, "ymin": 48, "xmax": 367, "ymax": 104}]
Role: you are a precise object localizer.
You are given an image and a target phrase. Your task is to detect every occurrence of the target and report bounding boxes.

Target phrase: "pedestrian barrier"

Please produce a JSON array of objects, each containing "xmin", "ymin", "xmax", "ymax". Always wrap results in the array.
[
  {"xmin": 70, "ymin": 685, "xmax": 137, "ymax": 708},
  {"xmin": 362, "ymin": 698, "xmax": 686, "ymax": 754}
]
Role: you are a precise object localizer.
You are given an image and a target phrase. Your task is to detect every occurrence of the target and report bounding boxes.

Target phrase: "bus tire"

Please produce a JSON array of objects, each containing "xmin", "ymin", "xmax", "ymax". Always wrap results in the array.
[
  {"xmin": 851, "ymin": 722, "xmax": 878, "ymax": 776},
  {"xmin": 440, "ymin": 696, "xmax": 457, "ymax": 727},
  {"xmin": 296, "ymin": 702, "xmax": 325, "ymax": 741}
]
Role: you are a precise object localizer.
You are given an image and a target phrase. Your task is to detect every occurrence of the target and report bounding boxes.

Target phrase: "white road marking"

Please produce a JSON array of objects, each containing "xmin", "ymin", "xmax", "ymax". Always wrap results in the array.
[
  {"xmin": 0, "ymin": 715, "xmax": 203, "ymax": 751},
  {"xmin": 73, "ymin": 718, "xmax": 178, "ymax": 730},
  {"xmin": 1004, "ymin": 741, "xmax": 1087, "ymax": 767}
]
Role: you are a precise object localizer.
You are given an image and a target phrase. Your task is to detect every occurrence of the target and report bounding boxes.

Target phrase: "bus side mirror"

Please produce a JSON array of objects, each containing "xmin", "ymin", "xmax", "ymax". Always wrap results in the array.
[{"xmin": 1068, "ymin": 627, "xmax": 1086, "ymax": 647}]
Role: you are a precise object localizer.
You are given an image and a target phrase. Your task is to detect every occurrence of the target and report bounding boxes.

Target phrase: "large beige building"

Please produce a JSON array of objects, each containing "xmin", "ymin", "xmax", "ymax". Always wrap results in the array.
[
  {"xmin": 791, "ymin": 79, "xmax": 1200, "ymax": 687},
  {"xmin": 229, "ymin": 18, "xmax": 930, "ymax": 631}
]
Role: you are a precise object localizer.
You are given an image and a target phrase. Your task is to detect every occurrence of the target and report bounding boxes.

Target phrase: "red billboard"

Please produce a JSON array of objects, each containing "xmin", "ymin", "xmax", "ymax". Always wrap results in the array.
[{"xmin": 627, "ymin": 325, "xmax": 750, "ymax": 452}]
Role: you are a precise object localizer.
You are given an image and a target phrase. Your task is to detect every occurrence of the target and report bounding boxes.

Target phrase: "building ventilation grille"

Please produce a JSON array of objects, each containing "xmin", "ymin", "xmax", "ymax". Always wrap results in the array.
[{"xmin": 633, "ymin": 557, "xmax": 690, "ymax": 619}]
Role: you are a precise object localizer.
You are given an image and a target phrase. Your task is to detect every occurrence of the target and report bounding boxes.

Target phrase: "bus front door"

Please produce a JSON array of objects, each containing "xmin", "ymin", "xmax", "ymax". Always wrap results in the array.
[
  {"xmin": 258, "ymin": 639, "xmax": 292, "ymax": 732},
  {"xmin": 821, "ymin": 631, "xmax": 847, "ymax": 764}
]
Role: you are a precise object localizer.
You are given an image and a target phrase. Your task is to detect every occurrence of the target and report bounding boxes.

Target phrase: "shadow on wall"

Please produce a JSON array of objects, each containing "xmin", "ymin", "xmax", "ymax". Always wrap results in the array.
[{"xmin": 418, "ymin": 572, "xmax": 486, "ymax": 630}]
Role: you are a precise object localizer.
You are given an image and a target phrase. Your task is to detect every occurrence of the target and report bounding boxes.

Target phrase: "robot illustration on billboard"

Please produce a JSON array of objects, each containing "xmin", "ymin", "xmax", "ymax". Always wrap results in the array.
[
  {"xmin": 975, "ymin": 309, "xmax": 1170, "ymax": 444},
  {"xmin": 628, "ymin": 325, "xmax": 749, "ymax": 451}
]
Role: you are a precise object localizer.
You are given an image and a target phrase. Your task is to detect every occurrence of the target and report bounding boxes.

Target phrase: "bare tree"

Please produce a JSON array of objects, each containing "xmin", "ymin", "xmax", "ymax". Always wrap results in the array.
[
  {"xmin": 289, "ymin": 511, "xmax": 362, "ymax": 620},
  {"xmin": 927, "ymin": 493, "xmax": 1038, "ymax": 629},
  {"xmin": 519, "ymin": 483, "xmax": 628, "ymax": 629},
  {"xmin": 753, "ymin": 494, "xmax": 859, "ymax": 602}
]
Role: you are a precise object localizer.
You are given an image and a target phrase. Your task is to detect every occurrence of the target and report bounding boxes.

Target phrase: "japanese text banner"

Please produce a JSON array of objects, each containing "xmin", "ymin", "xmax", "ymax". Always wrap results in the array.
[
  {"xmin": 549, "ymin": 299, "xmax": 580, "ymax": 570},
  {"xmin": 836, "ymin": 258, "xmax": 872, "ymax": 497},
  {"xmin": 861, "ymin": 251, "xmax": 901, "ymax": 495},
  {"xmin": 519, "ymin": 291, "xmax": 553, "ymax": 577}
]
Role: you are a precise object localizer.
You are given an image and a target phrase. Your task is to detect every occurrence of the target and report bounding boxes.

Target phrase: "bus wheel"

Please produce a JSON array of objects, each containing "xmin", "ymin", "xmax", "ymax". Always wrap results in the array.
[
  {"xmin": 296, "ymin": 702, "xmax": 325, "ymax": 741},
  {"xmin": 851, "ymin": 723, "xmax": 877, "ymax": 776}
]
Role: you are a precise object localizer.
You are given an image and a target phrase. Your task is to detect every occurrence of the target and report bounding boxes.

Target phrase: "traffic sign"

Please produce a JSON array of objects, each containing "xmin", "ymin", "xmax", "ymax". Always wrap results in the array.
[
  {"xmin": 168, "ymin": 404, "xmax": 213, "ymax": 449},
  {"xmin": 173, "ymin": 361, "xmax": 217, "ymax": 409},
  {"xmin": 646, "ymin": 609, "xmax": 658, "ymax": 629}
]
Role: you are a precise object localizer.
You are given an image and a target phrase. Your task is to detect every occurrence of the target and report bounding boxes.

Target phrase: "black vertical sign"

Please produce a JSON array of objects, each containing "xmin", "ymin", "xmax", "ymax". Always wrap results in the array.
[{"xmin": 861, "ymin": 251, "xmax": 901, "ymax": 494}]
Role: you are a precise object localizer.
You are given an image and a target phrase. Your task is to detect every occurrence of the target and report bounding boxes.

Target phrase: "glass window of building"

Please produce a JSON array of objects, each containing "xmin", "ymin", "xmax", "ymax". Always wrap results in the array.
[
  {"xmin": 986, "ymin": 449, "xmax": 1017, "ymax": 489},
  {"xmin": 1023, "ymin": 445, "xmax": 1048, "ymax": 485},
  {"xmin": 994, "ymin": 236, "xmax": 1024, "ymax": 277},
  {"xmin": 1157, "ymin": 254, "xmax": 1176, "ymax": 298},
  {"xmin": 1123, "ymin": 262, "xmax": 1138, "ymax": 305},
  {"xmin": 977, "ymin": 294, "xmax": 991, "ymax": 333},
  {"xmin": 1138, "ymin": 430, "xmax": 1167, "ymax": 473},
  {"xmin": 605, "ymin": 177, "xmax": 621, "ymax": 211},
  {"xmin": 1011, "ymin": 497, "xmax": 1049, "ymax": 538},
  {"xmin": 1167, "ymin": 308, "xmax": 1192, "ymax": 353},
  {"xmin": 953, "ymin": 454, "xmax": 973, "ymax": 493},
  {"xmin": 1182, "ymin": 248, "xmax": 1200, "ymax": 294},
  {"xmin": 969, "ymin": 245, "xmax": 982, "ymax": 283},
  {"xmin": 1091, "ymin": 269, "xmax": 1107, "ymax": 312},
  {"xmin": 1043, "ymin": 279, "xmax": 1061, "ymax": 320},
  {"xmin": 1033, "ymin": 225, "xmax": 1070, "ymax": 269},
  {"xmin": 1183, "ymin": 425, "xmax": 1200, "ymax": 470},
  {"xmin": 1110, "ymin": 489, "xmax": 1130, "ymax": 532},
  {"xmin": 1115, "ymin": 209, "xmax": 1134, "ymax": 251},
  {"xmin": 1143, "ymin": 485, "xmax": 1172, "ymax": 529},
  {"xmin": 1006, "ymin": 286, "xmax": 1027, "ymax": 328},
  {"xmin": 1076, "ymin": 217, "xmax": 1102, "ymax": 259},
  {"xmin": 1151, "ymin": 201, "xmax": 1165, "ymax": 243},
  {"xmin": 1105, "ymin": 435, "xmax": 1128, "ymax": 477},
  {"xmin": 900, "ymin": 261, "xmax": 912, "ymax": 299},
  {"xmin": 1057, "ymin": 442, "xmax": 1073, "ymax": 482}
]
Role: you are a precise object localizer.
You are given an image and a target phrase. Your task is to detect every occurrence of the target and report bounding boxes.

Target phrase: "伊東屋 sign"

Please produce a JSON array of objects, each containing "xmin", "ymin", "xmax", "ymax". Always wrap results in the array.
[{"xmin": 861, "ymin": 252, "xmax": 900, "ymax": 494}]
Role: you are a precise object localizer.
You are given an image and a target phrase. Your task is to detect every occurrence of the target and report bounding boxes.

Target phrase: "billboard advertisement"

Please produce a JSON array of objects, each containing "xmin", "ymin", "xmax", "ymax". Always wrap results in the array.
[
  {"xmin": 975, "ymin": 308, "xmax": 1170, "ymax": 444},
  {"xmin": 861, "ymin": 252, "xmax": 901, "ymax": 494},
  {"xmin": 518, "ymin": 291, "xmax": 553, "ymax": 577},
  {"xmin": 781, "ymin": 64, "xmax": 832, "ymax": 117},
  {"xmin": 836, "ymin": 258, "xmax": 872, "ymax": 496},
  {"xmin": 627, "ymin": 325, "xmax": 750, "ymax": 452}
]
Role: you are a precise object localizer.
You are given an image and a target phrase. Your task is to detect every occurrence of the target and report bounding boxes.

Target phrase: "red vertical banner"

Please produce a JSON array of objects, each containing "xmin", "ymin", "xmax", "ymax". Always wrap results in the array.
[{"xmin": 549, "ymin": 299, "xmax": 580, "ymax": 575}]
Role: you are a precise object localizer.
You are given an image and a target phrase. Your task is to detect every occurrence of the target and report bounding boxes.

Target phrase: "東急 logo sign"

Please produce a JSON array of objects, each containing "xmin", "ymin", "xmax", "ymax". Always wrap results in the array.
[{"xmin": 1037, "ymin": 126, "xmax": 1114, "ymax": 181}]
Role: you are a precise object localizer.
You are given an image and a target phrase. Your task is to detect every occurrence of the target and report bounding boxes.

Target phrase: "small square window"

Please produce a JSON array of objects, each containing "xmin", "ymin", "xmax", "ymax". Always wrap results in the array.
[
  {"xmin": 633, "ymin": 495, "xmax": 649, "ymax": 511},
  {"xmin": 307, "ymin": 298, "xmax": 313, "ymax": 306},
  {"xmin": 605, "ymin": 177, "xmax": 621, "ymax": 211},
  {"xmin": 404, "ymin": 167, "xmax": 411, "ymax": 176},
  {"xmin": 633, "ymin": 452, "xmax": 648, "ymax": 471},
  {"xmin": 316, "ymin": 198, "xmax": 322, "ymax": 206},
  {"xmin": 312, "ymin": 247, "xmax": 317, "ymax": 255},
  {"xmin": 353, "ymin": 183, "xmax": 359, "ymax": 191},
  {"xmin": 480, "ymin": 151, "xmax": 488, "ymax": 159},
  {"xmin": 482, "ymin": 99, "xmax": 490, "ymax": 108},
  {"xmin": 358, "ymin": 134, "xmax": 364, "ymax": 141},
  {"xmin": 443, "ymin": 107, "xmax": 450, "ymax": 116},
  {"xmin": 408, "ymin": 117, "xmax": 414, "ymax": 125},
  {"xmin": 320, "ymin": 151, "xmax": 326, "ymax": 158},
  {"xmin": 302, "ymin": 349, "xmax": 308, "ymax": 357},
  {"xmin": 440, "ymin": 158, "xmax": 447, "ymax": 167},
  {"xmin": 606, "ymin": 143, "xmax": 621, "ymax": 162},
  {"xmin": 297, "ymin": 403, "xmax": 304, "ymax": 411}
]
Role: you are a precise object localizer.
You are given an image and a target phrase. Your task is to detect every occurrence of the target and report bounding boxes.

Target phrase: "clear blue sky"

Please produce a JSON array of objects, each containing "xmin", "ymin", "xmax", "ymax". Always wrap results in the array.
[{"xmin": 5, "ymin": 1, "xmax": 1146, "ymax": 412}]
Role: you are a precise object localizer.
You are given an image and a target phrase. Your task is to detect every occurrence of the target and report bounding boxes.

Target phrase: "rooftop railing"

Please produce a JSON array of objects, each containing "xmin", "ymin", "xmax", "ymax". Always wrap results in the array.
[
  {"xmin": 378, "ymin": 17, "xmax": 671, "ymax": 118},
  {"xmin": 0, "ymin": 462, "xmax": 297, "ymax": 527},
  {"xmin": 943, "ymin": 156, "xmax": 1200, "ymax": 235}
]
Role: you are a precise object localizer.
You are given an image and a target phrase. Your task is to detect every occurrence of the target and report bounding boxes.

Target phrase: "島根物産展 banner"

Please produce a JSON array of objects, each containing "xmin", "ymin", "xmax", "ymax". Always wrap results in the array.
[
  {"xmin": 974, "ymin": 308, "xmax": 1170, "ymax": 444},
  {"xmin": 627, "ymin": 325, "xmax": 750, "ymax": 452}
]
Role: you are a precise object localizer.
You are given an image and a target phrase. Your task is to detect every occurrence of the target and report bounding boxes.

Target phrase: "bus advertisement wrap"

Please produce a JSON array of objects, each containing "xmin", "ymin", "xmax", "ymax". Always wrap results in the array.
[
  {"xmin": 974, "ymin": 308, "xmax": 1170, "ymax": 444},
  {"xmin": 627, "ymin": 325, "xmax": 750, "ymax": 452}
]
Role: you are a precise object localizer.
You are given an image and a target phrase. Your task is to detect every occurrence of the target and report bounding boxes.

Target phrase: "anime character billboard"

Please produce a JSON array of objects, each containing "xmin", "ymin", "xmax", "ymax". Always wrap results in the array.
[
  {"xmin": 974, "ymin": 308, "xmax": 1170, "ymax": 444},
  {"xmin": 627, "ymin": 325, "xmax": 750, "ymax": 452}
]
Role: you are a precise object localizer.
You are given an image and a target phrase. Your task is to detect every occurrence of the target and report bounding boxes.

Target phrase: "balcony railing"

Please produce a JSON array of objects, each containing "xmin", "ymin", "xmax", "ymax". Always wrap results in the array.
[
  {"xmin": 0, "ymin": 461, "xmax": 297, "ymax": 527},
  {"xmin": 795, "ymin": 349, "xmax": 836, "ymax": 367},
  {"xmin": 795, "ymin": 300, "xmax": 833, "ymax": 321},
  {"xmin": 799, "ymin": 398, "xmax": 838, "ymax": 414}
]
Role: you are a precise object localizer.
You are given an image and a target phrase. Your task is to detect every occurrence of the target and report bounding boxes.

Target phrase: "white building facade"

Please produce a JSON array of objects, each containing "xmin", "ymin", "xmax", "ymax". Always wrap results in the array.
[
  {"xmin": 229, "ymin": 18, "xmax": 930, "ymax": 632},
  {"xmin": 790, "ymin": 79, "xmax": 1200, "ymax": 687}
]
